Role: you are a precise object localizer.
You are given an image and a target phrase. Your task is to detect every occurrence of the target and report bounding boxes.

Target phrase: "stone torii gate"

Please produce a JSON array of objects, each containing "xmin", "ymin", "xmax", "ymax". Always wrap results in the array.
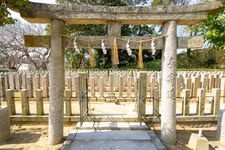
[{"xmin": 11, "ymin": 1, "xmax": 222, "ymax": 146}]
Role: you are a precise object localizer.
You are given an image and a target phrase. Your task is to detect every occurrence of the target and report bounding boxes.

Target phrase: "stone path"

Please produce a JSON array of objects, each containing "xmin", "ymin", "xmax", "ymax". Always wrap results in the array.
[{"xmin": 61, "ymin": 122, "xmax": 166, "ymax": 150}]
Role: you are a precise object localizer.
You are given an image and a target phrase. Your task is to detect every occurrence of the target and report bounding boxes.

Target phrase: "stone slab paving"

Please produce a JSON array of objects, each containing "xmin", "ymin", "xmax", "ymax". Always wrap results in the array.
[
  {"xmin": 76, "ymin": 122, "xmax": 149, "ymax": 130},
  {"xmin": 62, "ymin": 122, "xmax": 166, "ymax": 150}
]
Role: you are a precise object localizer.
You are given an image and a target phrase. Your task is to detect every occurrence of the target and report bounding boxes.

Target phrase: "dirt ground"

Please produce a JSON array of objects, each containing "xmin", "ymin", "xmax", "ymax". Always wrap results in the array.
[
  {"xmin": 152, "ymin": 123, "xmax": 225, "ymax": 150},
  {"xmin": 0, "ymin": 123, "xmax": 224, "ymax": 150},
  {"xmin": 0, "ymin": 123, "xmax": 75, "ymax": 150}
]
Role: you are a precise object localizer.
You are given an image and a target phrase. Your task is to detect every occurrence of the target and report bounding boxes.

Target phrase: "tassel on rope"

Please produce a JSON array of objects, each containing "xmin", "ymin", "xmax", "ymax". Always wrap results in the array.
[
  {"xmin": 138, "ymin": 41, "xmax": 144, "ymax": 69},
  {"xmin": 113, "ymin": 37, "xmax": 119, "ymax": 65},
  {"xmin": 88, "ymin": 43, "xmax": 96, "ymax": 68}
]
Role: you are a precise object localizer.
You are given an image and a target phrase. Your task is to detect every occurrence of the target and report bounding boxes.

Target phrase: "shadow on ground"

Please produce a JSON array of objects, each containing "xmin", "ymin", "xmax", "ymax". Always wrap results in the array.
[
  {"xmin": 153, "ymin": 128, "xmax": 221, "ymax": 150},
  {"xmin": 0, "ymin": 131, "xmax": 41, "ymax": 146}
]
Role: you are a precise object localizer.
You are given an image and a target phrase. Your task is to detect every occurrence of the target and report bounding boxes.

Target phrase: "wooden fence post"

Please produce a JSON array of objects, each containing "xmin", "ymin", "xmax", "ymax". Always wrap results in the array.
[
  {"xmin": 176, "ymin": 77, "xmax": 181, "ymax": 97},
  {"xmin": 127, "ymin": 76, "xmax": 132, "ymax": 99},
  {"xmin": 0, "ymin": 76, "xmax": 5, "ymax": 98},
  {"xmin": 192, "ymin": 77, "xmax": 200, "ymax": 97},
  {"xmin": 202, "ymin": 76, "xmax": 209, "ymax": 90},
  {"xmin": 6, "ymin": 89, "xmax": 15, "ymax": 115},
  {"xmin": 221, "ymin": 78, "xmax": 225, "ymax": 97},
  {"xmin": 185, "ymin": 78, "xmax": 192, "ymax": 91},
  {"xmin": 150, "ymin": 77, "xmax": 156, "ymax": 97},
  {"xmin": 209, "ymin": 75, "xmax": 215, "ymax": 90},
  {"xmin": 90, "ymin": 77, "xmax": 95, "ymax": 99},
  {"xmin": 15, "ymin": 73, "xmax": 22, "ymax": 90},
  {"xmin": 212, "ymin": 88, "xmax": 221, "ymax": 115},
  {"xmin": 76, "ymin": 76, "xmax": 80, "ymax": 100},
  {"xmin": 21, "ymin": 89, "xmax": 30, "ymax": 115},
  {"xmin": 26, "ymin": 76, "xmax": 33, "ymax": 98},
  {"xmin": 197, "ymin": 88, "xmax": 206, "ymax": 116},
  {"xmin": 9, "ymin": 73, "xmax": 15, "ymax": 90},
  {"xmin": 36, "ymin": 89, "xmax": 44, "ymax": 115},
  {"xmin": 183, "ymin": 89, "xmax": 190, "ymax": 116},
  {"xmin": 21, "ymin": 73, "xmax": 27, "ymax": 89},
  {"xmin": 118, "ymin": 76, "xmax": 123, "ymax": 99},
  {"xmin": 153, "ymin": 90, "xmax": 159, "ymax": 117},
  {"xmin": 99, "ymin": 77, "xmax": 104, "ymax": 99},
  {"xmin": 64, "ymin": 89, "xmax": 72, "ymax": 116},
  {"xmin": 41, "ymin": 74, "xmax": 49, "ymax": 97}
]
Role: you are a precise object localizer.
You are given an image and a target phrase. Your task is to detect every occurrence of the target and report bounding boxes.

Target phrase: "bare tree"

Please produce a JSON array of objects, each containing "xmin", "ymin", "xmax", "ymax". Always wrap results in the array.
[
  {"xmin": 172, "ymin": 0, "xmax": 191, "ymax": 5},
  {"xmin": 0, "ymin": 21, "xmax": 50, "ymax": 70}
]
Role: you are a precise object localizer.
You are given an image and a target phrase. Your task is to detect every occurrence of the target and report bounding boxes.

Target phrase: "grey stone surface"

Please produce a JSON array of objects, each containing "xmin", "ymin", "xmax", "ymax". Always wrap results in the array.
[
  {"xmin": 48, "ymin": 19, "xmax": 65, "ymax": 145},
  {"xmin": 217, "ymin": 110, "xmax": 225, "ymax": 143},
  {"xmin": 0, "ymin": 107, "xmax": 10, "ymax": 142},
  {"xmin": 161, "ymin": 21, "xmax": 177, "ymax": 144},
  {"xmin": 76, "ymin": 122, "xmax": 148, "ymax": 130},
  {"xmin": 70, "ymin": 139, "xmax": 157, "ymax": 150},
  {"xmin": 74, "ymin": 130, "xmax": 151, "ymax": 140},
  {"xmin": 188, "ymin": 133, "xmax": 209, "ymax": 150},
  {"xmin": 62, "ymin": 121, "xmax": 166, "ymax": 150},
  {"xmin": 12, "ymin": 1, "xmax": 222, "ymax": 25},
  {"xmin": 65, "ymin": 129, "xmax": 165, "ymax": 150}
]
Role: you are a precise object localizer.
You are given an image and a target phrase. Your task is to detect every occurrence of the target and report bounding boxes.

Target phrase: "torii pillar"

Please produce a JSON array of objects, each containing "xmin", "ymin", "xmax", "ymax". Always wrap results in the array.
[
  {"xmin": 49, "ymin": 19, "xmax": 65, "ymax": 145},
  {"xmin": 161, "ymin": 21, "xmax": 177, "ymax": 145}
]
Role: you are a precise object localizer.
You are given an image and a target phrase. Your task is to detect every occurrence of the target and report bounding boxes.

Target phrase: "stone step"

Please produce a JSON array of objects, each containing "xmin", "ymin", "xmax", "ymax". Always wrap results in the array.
[
  {"xmin": 62, "ymin": 129, "xmax": 167, "ymax": 150},
  {"xmin": 85, "ymin": 114, "xmax": 139, "ymax": 122},
  {"xmin": 76, "ymin": 122, "xmax": 149, "ymax": 130}
]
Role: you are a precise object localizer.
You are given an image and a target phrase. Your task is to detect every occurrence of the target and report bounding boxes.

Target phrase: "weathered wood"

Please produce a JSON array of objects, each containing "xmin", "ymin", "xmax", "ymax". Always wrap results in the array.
[
  {"xmin": 176, "ymin": 77, "xmax": 182, "ymax": 97},
  {"xmin": 192, "ymin": 77, "xmax": 200, "ymax": 97},
  {"xmin": 36, "ymin": 89, "xmax": 44, "ymax": 115},
  {"xmin": 197, "ymin": 88, "xmax": 206, "ymax": 116},
  {"xmin": 212, "ymin": 88, "xmax": 221, "ymax": 116},
  {"xmin": 75, "ymin": 76, "xmax": 80, "ymax": 98},
  {"xmin": 33, "ymin": 75, "xmax": 40, "ymax": 92},
  {"xmin": 24, "ymin": 35, "xmax": 203, "ymax": 49},
  {"xmin": 90, "ymin": 77, "xmax": 95, "ymax": 98},
  {"xmin": 153, "ymin": 90, "xmax": 160, "ymax": 117},
  {"xmin": 21, "ymin": 74, "xmax": 27, "ymax": 89},
  {"xmin": 16, "ymin": 1, "xmax": 223, "ymax": 25},
  {"xmin": 64, "ymin": 89, "xmax": 72, "ymax": 116},
  {"xmin": 0, "ymin": 76, "xmax": 5, "ymax": 98},
  {"xmin": 221, "ymin": 78, "xmax": 225, "ymax": 97},
  {"xmin": 137, "ymin": 73, "xmax": 147, "ymax": 118},
  {"xmin": 150, "ymin": 77, "xmax": 156, "ymax": 97},
  {"xmin": 202, "ymin": 77, "xmax": 209, "ymax": 90},
  {"xmin": 66, "ymin": 77, "xmax": 72, "ymax": 90},
  {"xmin": 98, "ymin": 77, "xmax": 104, "ymax": 99},
  {"xmin": 5, "ymin": 89, "xmax": 15, "ymax": 115},
  {"xmin": 15, "ymin": 73, "xmax": 22, "ymax": 90},
  {"xmin": 21, "ymin": 89, "xmax": 30, "ymax": 116},
  {"xmin": 118, "ymin": 76, "xmax": 123, "ymax": 98},
  {"xmin": 185, "ymin": 78, "xmax": 192, "ymax": 90},
  {"xmin": 209, "ymin": 75, "xmax": 215, "ymax": 90},
  {"xmin": 183, "ymin": 89, "xmax": 190, "ymax": 116},
  {"xmin": 40, "ymin": 74, "xmax": 49, "ymax": 97},
  {"xmin": 9, "ymin": 74, "xmax": 15, "ymax": 90},
  {"xmin": 26, "ymin": 76, "xmax": 33, "ymax": 97},
  {"xmin": 4, "ymin": 74, "xmax": 9, "ymax": 90},
  {"xmin": 127, "ymin": 76, "xmax": 132, "ymax": 99},
  {"xmin": 109, "ymin": 73, "xmax": 115, "ymax": 99}
]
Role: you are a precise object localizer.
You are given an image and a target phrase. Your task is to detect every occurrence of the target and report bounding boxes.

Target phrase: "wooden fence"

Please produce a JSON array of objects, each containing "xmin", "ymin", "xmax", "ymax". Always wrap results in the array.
[{"xmin": 0, "ymin": 71, "xmax": 224, "ymax": 122}]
